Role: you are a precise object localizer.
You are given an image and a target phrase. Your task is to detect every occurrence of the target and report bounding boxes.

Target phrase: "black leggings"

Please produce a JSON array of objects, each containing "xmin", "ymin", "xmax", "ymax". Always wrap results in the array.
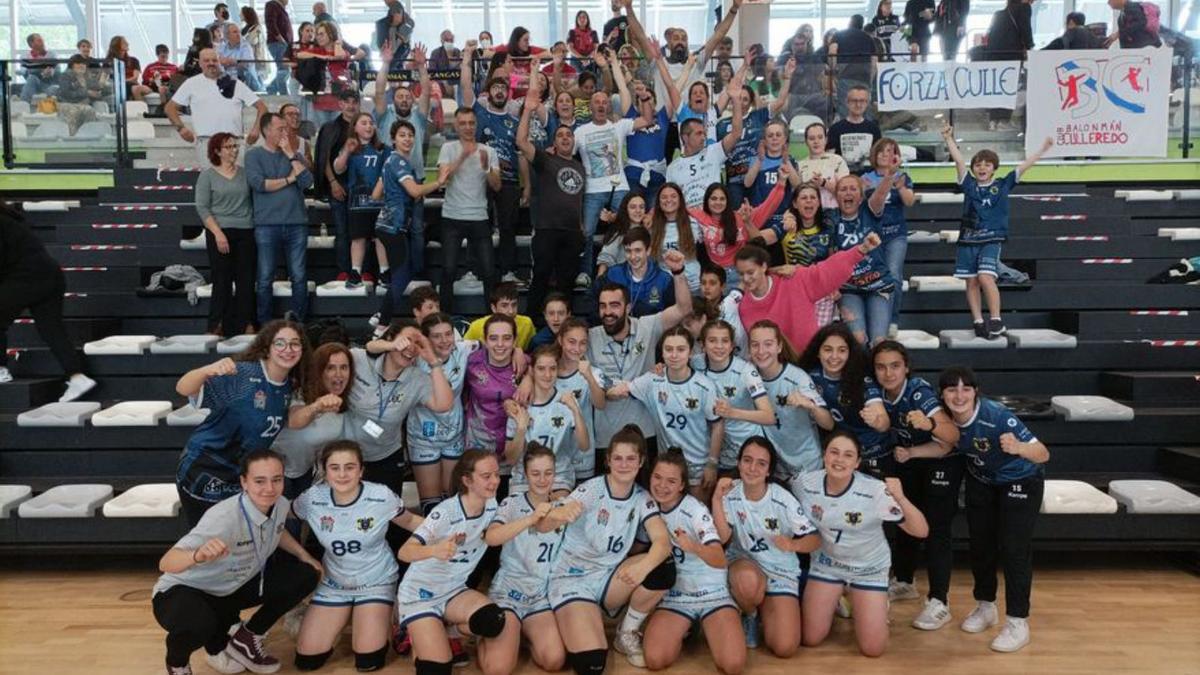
[
  {"xmin": 0, "ymin": 268, "xmax": 83, "ymax": 374},
  {"xmin": 205, "ymin": 227, "xmax": 257, "ymax": 335},
  {"xmin": 489, "ymin": 182, "xmax": 523, "ymax": 276},
  {"xmin": 965, "ymin": 473, "xmax": 1043, "ymax": 618},
  {"xmin": 152, "ymin": 551, "xmax": 319, "ymax": 668},
  {"xmin": 892, "ymin": 454, "xmax": 965, "ymax": 603},
  {"xmin": 528, "ymin": 229, "xmax": 582, "ymax": 322}
]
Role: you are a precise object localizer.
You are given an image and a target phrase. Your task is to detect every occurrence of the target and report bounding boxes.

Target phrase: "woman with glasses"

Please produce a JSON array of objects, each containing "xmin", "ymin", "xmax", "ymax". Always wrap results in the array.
[
  {"xmin": 196, "ymin": 132, "xmax": 256, "ymax": 336},
  {"xmin": 174, "ymin": 319, "xmax": 309, "ymax": 525}
]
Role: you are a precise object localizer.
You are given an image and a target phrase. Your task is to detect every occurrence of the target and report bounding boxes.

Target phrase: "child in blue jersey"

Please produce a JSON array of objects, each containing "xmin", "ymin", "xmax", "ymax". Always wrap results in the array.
[
  {"xmin": 938, "ymin": 366, "xmax": 1049, "ymax": 653},
  {"xmin": 746, "ymin": 320, "xmax": 831, "ymax": 479},
  {"xmin": 797, "ymin": 431, "xmax": 928, "ymax": 657},
  {"xmin": 334, "ymin": 113, "xmax": 388, "ymax": 290},
  {"xmin": 174, "ymin": 320, "xmax": 307, "ymax": 525},
  {"xmin": 712, "ymin": 437, "xmax": 821, "ymax": 657},
  {"xmin": 547, "ymin": 426, "xmax": 675, "ymax": 670},
  {"xmin": 609, "ymin": 326, "xmax": 724, "ymax": 498},
  {"xmin": 396, "ymin": 450, "xmax": 511, "ymax": 674},
  {"xmin": 780, "ymin": 185, "xmax": 838, "ymax": 326},
  {"xmin": 639, "ymin": 451, "xmax": 746, "ymax": 674},
  {"xmin": 740, "ymin": 119, "xmax": 801, "ymax": 242},
  {"xmin": 943, "ymin": 124, "xmax": 1055, "ymax": 339},
  {"xmin": 800, "ymin": 322, "xmax": 893, "ymax": 477},
  {"xmin": 504, "ymin": 346, "xmax": 590, "ymax": 493},
  {"xmin": 831, "ymin": 174, "xmax": 898, "ymax": 345},
  {"xmin": 555, "ymin": 318, "xmax": 609, "ymax": 482},
  {"xmin": 292, "ymin": 441, "xmax": 425, "ymax": 672},
  {"xmin": 862, "ymin": 138, "xmax": 916, "ymax": 335},
  {"xmin": 692, "ymin": 320, "xmax": 776, "ymax": 473},
  {"xmin": 483, "ymin": 445, "xmax": 570, "ymax": 673},
  {"xmin": 871, "ymin": 341, "xmax": 963, "ymax": 628}
]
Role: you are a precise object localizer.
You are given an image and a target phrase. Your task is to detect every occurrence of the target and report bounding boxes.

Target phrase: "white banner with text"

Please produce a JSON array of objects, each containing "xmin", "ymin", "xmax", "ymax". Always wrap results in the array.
[{"xmin": 875, "ymin": 60, "xmax": 1022, "ymax": 111}]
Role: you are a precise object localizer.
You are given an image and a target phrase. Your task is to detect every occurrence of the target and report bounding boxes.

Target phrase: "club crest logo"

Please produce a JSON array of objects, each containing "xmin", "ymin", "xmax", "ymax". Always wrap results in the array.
[
  {"xmin": 551, "ymin": 416, "xmax": 564, "ymax": 428},
  {"xmin": 597, "ymin": 508, "xmax": 610, "ymax": 526},
  {"xmin": 574, "ymin": 389, "xmax": 584, "ymax": 401},
  {"xmin": 776, "ymin": 394, "xmax": 789, "ymax": 407},
  {"xmin": 356, "ymin": 517, "xmax": 375, "ymax": 532},
  {"xmin": 253, "ymin": 390, "xmax": 266, "ymax": 410},
  {"xmin": 764, "ymin": 517, "xmax": 779, "ymax": 531},
  {"xmin": 686, "ymin": 397, "xmax": 699, "ymax": 410},
  {"xmin": 453, "ymin": 532, "xmax": 467, "ymax": 546},
  {"xmin": 844, "ymin": 511, "xmax": 863, "ymax": 526},
  {"xmin": 319, "ymin": 515, "xmax": 335, "ymax": 532},
  {"xmin": 736, "ymin": 510, "xmax": 747, "ymax": 523},
  {"xmin": 973, "ymin": 437, "xmax": 991, "ymax": 453},
  {"xmin": 724, "ymin": 386, "xmax": 737, "ymax": 398},
  {"xmin": 658, "ymin": 389, "xmax": 669, "ymax": 404},
  {"xmin": 810, "ymin": 504, "xmax": 824, "ymax": 521}
]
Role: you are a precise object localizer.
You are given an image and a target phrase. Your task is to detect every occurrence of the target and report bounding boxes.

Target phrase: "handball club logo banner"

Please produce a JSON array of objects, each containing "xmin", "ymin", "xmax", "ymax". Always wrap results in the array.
[
  {"xmin": 1026, "ymin": 47, "xmax": 1171, "ymax": 158},
  {"xmin": 875, "ymin": 61, "xmax": 1021, "ymax": 111}
]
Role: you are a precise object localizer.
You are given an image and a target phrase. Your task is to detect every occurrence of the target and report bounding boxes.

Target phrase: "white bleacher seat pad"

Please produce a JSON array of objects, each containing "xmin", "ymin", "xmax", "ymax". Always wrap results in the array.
[
  {"xmin": 10, "ymin": 100, "xmax": 31, "ymax": 116},
  {"xmin": 1041, "ymin": 480, "xmax": 1118, "ymax": 514},
  {"xmin": 316, "ymin": 280, "xmax": 369, "ymax": 297},
  {"xmin": 918, "ymin": 192, "xmax": 964, "ymax": 204},
  {"xmin": 308, "ymin": 235, "xmax": 335, "ymax": 249},
  {"xmin": 1156, "ymin": 227, "xmax": 1189, "ymax": 237},
  {"xmin": 217, "ymin": 334, "xmax": 256, "ymax": 354},
  {"xmin": 17, "ymin": 401, "xmax": 103, "ymax": 427},
  {"xmin": 167, "ymin": 404, "xmax": 211, "ymax": 426},
  {"xmin": 21, "ymin": 200, "xmax": 72, "ymax": 212},
  {"xmin": 910, "ymin": 276, "xmax": 966, "ymax": 292},
  {"xmin": 896, "ymin": 330, "xmax": 939, "ymax": 350},
  {"xmin": 939, "ymin": 230, "xmax": 960, "ymax": 243},
  {"xmin": 102, "ymin": 484, "xmax": 181, "ymax": 517},
  {"xmin": 1006, "ymin": 329, "xmax": 1077, "ymax": 349},
  {"xmin": 939, "ymin": 330, "xmax": 1008, "ymax": 349},
  {"xmin": 1108, "ymin": 480, "xmax": 1200, "ymax": 514},
  {"xmin": 91, "ymin": 401, "xmax": 173, "ymax": 427},
  {"xmin": 1170, "ymin": 229, "xmax": 1200, "ymax": 241},
  {"xmin": 125, "ymin": 100, "xmax": 149, "ymax": 117},
  {"xmin": 273, "ymin": 280, "xmax": 316, "ymax": 297},
  {"xmin": 1050, "ymin": 395, "xmax": 1135, "ymax": 421},
  {"xmin": 18, "ymin": 484, "xmax": 114, "ymax": 518},
  {"xmin": 180, "ymin": 233, "xmax": 206, "ymax": 250},
  {"xmin": 73, "ymin": 121, "xmax": 113, "ymax": 139},
  {"xmin": 127, "ymin": 121, "xmax": 156, "ymax": 140},
  {"xmin": 83, "ymin": 335, "xmax": 158, "ymax": 355},
  {"xmin": 907, "ymin": 230, "xmax": 941, "ymax": 243},
  {"xmin": 401, "ymin": 482, "xmax": 420, "ymax": 513},
  {"xmin": 10, "ymin": 121, "xmax": 26, "ymax": 138},
  {"xmin": 1176, "ymin": 189, "xmax": 1200, "ymax": 201},
  {"xmin": 1122, "ymin": 189, "xmax": 1173, "ymax": 202},
  {"xmin": 31, "ymin": 119, "xmax": 69, "ymax": 139},
  {"xmin": 0, "ymin": 485, "xmax": 33, "ymax": 517},
  {"xmin": 150, "ymin": 335, "xmax": 220, "ymax": 354}
]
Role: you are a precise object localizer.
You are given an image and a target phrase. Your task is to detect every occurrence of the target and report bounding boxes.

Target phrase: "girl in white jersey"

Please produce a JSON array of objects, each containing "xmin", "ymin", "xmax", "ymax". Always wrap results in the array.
[
  {"xmin": 547, "ymin": 425, "xmax": 675, "ymax": 672},
  {"xmin": 396, "ymin": 450, "xmax": 508, "ymax": 675},
  {"xmin": 504, "ymin": 345, "xmax": 590, "ymax": 493},
  {"xmin": 640, "ymin": 450, "xmax": 746, "ymax": 674},
  {"xmin": 797, "ymin": 430, "xmax": 928, "ymax": 657},
  {"xmin": 483, "ymin": 444, "xmax": 570, "ymax": 672},
  {"xmin": 693, "ymin": 319, "xmax": 777, "ymax": 473},
  {"xmin": 712, "ymin": 436, "xmax": 821, "ymax": 658},
  {"xmin": 292, "ymin": 441, "xmax": 425, "ymax": 672},
  {"xmin": 556, "ymin": 318, "xmax": 608, "ymax": 482}
]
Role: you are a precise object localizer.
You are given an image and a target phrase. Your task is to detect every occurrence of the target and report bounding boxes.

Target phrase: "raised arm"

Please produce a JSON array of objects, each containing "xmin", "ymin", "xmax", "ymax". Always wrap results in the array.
[
  {"xmin": 515, "ymin": 86, "xmax": 539, "ymax": 160},
  {"xmin": 718, "ymin": 75, "xmax": 744, "ymax": 155},
  {"xmin": 940, "ymin": 123, "xmax": 967, "ymax": 180},
  {"xmin": 769, "ymin": 59, "xmax": 796, "ymax": 115},
  {"xmin": 375, "ymin": 41, "xmax": 394, "ymax": 115},
  {"xmin": 1016, "ymin": 137, "xmax": 1055, "ymax": 178},
  {"xmin": 657, "ymin": 250, "xmax": 695, "ymax": 329},
  {"xmin": 415, "ymin": 43, "xmax": 433, "ymax": 116},
  {"xmin": 703, "ymin": 0, "xmax": 744, "ymax": 62},
  {"xmin": 460, "ymin": 40, "xmax": 477, "ymax": 107}
]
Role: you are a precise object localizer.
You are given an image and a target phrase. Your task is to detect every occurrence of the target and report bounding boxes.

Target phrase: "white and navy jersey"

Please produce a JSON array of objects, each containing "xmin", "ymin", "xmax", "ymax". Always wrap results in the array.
[
  {"xmin": 955, "ymin": 398, "xmax": 1042, "ymax": 484},
  {"xmin": 723, "ymin": 480, "xmax": 815, "ymax": 579},
  {"xmin": 883, "ymin": 377, "xmax": 945, "ymax": 449},
  {"xmin": 760, "ymin": 363, "xmax": 825, "ymax": 475},
  {"xmin": 507, "ymin": 391, "xmax": 578, "ymax": 491},
  {"xmin": 795, "ymin": 470, "xmax": 903, "ymax": 572},
  {"xmin": 718, "ymin": 290, "xmax": 748, "ymax": 356},
  {"xmin": 637, "ymin": 495, "xmax": 724, "ymax": 595},
  {"xmin": 559, "ymin": 368, "xmax": 607, "ymax": 479},
  {"xmin": 555, "ymin": 476, "xmax": 660, "ymax": 576},
  {"xmin": 407, "ymin": 341, "xmax": 475, "ymax": 456},
  {"xmin": 808, "ymin": 369, "xmax": 889, "ymax": 459},
  {"xmin": 491, "ymin": 493, "xmax": 567, "ymax": 604},
  {"xmin": 401, "ymin": 494, "xmax": 498, "ymax": 596},
  {"xmin": 628, "ymin": 370, "xmax": 720, "ymax": 467},
  {"xmin": 292, "ymin": 481, "xmax": 404, "ymax": 589},
  {"xmin": 691, "ymin": 355, "xmax": 769, "ymax": 465}
]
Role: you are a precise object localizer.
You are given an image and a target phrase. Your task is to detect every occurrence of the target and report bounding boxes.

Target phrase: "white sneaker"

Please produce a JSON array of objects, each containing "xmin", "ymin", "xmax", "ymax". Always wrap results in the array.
[
  {"xmin": 404, "ymin": 280, "xmax": 433, "ymax": 294},
  {"xmin": 835, "ymin": 595, "xmax": 852, "ymax": 619},
  {"xmin": 888, "ymin": 579, "xmax": 919, "ymax": 601},
  {"xmin": 368, "ymin": 312, "xmax": 381, "ymax": 327},
  {"xmin": 59, "ymin": 374, "xmax": 97, "ymax": 402},
  {"xmin": 459, "ymin": 272, "xmax": 478, "ymax": 283},
  {"xmin": 887, "ymin": 323, "xmax": 899, "ymax": 339},
  {"xmin": 500, "ymin": 271, "xmax": 519, "ymax": 284},
  {"xmin": 990, "ymin": 617, "xmax": 1031, "ymax": 653},
  {"xmin": 960, "ymin": 601, "xmax": 999, "ymax": 634},
  {"xmin": 913, "ymin": 597, "xmax": 952, "ymax": 631},
  {"xmin": 206, "ymin": 649, "xmax": 247, "ymax": 674},
  {"xmin": 613, "ymin": 629, "xmax": 645, "ymax": 668},
  {"xmin": 574, "ymin": 273, "xmax": 591, "ymax": 289},
  {"xmin": 0, "ymin": 366, "xmax": 12, "ymax": 383}
]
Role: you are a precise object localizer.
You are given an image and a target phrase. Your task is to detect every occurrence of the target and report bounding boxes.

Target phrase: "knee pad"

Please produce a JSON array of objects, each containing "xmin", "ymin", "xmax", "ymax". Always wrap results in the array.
[
  {"xmin": 354, "ymin": 645, "xmax": 388, "ymax": 672},
  {"xmin": 294, "ymin": 649, "xmax": 333, "ymax": 671},
  {"xmin": 414, "ymin": 658, "xmax": 453, "ymax": 675},
  {"xmin": 467, "ymin": 603, "xmax": 507, "ymax": 638},
  {"xmin": 641, "ymin": 558, "xmax": 677, "ymax": 591},
  {"xmin": 567, "ymin": 649, "xmax": 608, "ymax": 675}
]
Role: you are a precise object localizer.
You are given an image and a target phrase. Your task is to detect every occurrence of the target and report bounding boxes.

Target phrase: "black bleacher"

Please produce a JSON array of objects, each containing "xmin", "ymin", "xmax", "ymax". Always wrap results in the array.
[{"xmin": 3, "ymin": 168, "xmax": 1199, "ymax": 552}]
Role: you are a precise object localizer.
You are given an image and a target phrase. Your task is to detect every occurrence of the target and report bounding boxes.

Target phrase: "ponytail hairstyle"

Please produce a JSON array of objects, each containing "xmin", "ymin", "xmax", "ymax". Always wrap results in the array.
[
  {"xmin": 607, "ymin": 424, "xmax": 647, "ymax": 463},
  {"xmin": 735, "ymin": 435, "xmax": 782, "ymax": 485},
  {"xmin": 450, "ymin": 448, "xmax": 497, "ymax": 495},
  {"xmin": 651, "ymin": 448, "xmax": 690, "ymax": 501},
  {"xmin": 659, "ymin": 324, "xmax": 696, "ymax": 354},
  {"xmin": 823, "ymin": 428, "xmax": 863, "ymax": 460},
  {"xmin": 315, "ymin": 439, "xmax": 364, "ymax": 482},
  {"xmin": 700, "ymin": 318, "xmax": 737, "ymax": 345},
  {"xmin": 749, "ymin": 319, "xmax": 800, "ymax": 365}
]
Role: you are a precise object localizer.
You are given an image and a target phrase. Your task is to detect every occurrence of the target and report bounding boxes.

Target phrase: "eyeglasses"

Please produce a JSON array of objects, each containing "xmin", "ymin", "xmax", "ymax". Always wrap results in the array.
[{"xmin": 271, "ymin": 339, "xmax": 304, "ymax": 351}]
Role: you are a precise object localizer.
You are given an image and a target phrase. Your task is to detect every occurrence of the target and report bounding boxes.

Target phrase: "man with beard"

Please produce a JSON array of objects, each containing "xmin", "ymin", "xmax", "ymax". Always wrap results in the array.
[
  {"xmin": 461, "ymin": 41, "xmax": 527, "ymax": 286},
  {"xmin": 588, "ymin": 248, "xmax": 691, "ymax": 467},
  {"xmin": 166, "ymin": 48, "xmax": 266, "ymax": 165},
  {"xmin": 375, "ymin": 41, "xmax": 433, "ymax": 289}
]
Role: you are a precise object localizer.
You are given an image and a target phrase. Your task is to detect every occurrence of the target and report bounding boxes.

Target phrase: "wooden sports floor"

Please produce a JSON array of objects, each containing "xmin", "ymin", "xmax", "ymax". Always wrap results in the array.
[{"xmin": 2, "ymin": 553, "xmax": 1197, "ymax": 675}]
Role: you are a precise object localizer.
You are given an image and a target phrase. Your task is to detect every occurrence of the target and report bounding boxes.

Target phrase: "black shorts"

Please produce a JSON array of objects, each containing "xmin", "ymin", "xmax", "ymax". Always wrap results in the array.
[{"xmin": 348, "ymin": 208, "xmax": 380, "ymax": 239}]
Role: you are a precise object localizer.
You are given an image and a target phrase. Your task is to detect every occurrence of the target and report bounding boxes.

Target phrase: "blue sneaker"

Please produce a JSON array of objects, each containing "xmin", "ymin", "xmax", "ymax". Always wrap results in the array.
[{"xmin": 742, "ymin": 613, "xmax": 759, "ymax": 649}]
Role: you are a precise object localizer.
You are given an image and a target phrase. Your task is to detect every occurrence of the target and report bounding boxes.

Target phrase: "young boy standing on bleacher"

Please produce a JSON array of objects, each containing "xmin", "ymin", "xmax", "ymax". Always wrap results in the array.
[{"xmin": 942, "ymin": 125, "xmax": 1054, "ymax": 339}]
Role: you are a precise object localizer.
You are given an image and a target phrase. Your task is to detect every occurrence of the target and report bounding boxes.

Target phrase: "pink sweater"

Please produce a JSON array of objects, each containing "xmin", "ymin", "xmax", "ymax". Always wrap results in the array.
[
  {"xmin": 738, "ymin": 247, "xmax": 865, "ymax": 352},
  {"xmin": 689, "ymin": 180, "xmax": 787, "ymax": 268}
]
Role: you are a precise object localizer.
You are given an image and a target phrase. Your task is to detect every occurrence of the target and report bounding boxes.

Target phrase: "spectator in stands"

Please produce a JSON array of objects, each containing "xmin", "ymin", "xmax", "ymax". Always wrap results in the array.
[
  {"xmin": 376, "ymin": 1, "xmax": 415, "ymax": 73},
  {"xmin": 1045, "ymin": 12, "xmax": 1104, "ymax": 49},
  {"xmin": 1104, "ymin": 0, "xmax": 1162, "ymax": 48},
  {"xmin": 296, "ymin": 21, "xmax": 352, "ymax": 124},
  {"xmin": 698, "ymin": 164, "xmax": 792, "ymax": 288},
  {"xmin": 180, "ymin": 27, "xmax": 215, "ymax": 80},
  {"xmin": 527, "ymin": 292, "xmax": 573, "ymax": 348},
  {"xmin": 209, "ymin": 3, "xmax": 234, "ymax": 47},
  {"xmin": 105, "ymin": 35, "xmax": 153, "ymax": 101},
  {"xmin": 830, "ymin": 174, "xmax": 897, "ymax": 345},
  {"xmin": 313, "ymin": 1, "xmax": 334, "ymax": 24},
  {"xmin": 617, "ymin": 61, "xmax": 675, "ymax": 205},
  {"xmin": 596, "ymin": 191, "xmax": 650, "ymax": 277},
  {"xmin": 76, "ymin": 38, "xmax": 93, "ymax": 59},
  {"xmin": 273, "ymin": 342, "xmax": 354, "ymax": 500},
  {"xmin": 495, "ymin": 26, "xmax": 546, "ymax": 98},
  {"xmin": 431, "ymin": 30, "xmax": 460, "ymax": 96},
  {"xmin": 197, "ymin": 132, "xmax": 257, "ymax": 336},
  {"xmin": 277, "ymin": 103, "xmax": 313, "ymax": 168},
  {"xmin": 596, "ymin": 226, "xmax": 675, "ymax": 317},
  {"xmin": 568, "ymin": 10, "xmax": 600, "ymax": 68},
  {"xmin": 646, "ymin": 182, "xmax": 704, "ymax": 292},
  {"xmin": 798, "ymin": 121, "xmax": 850, "ymax": 211},
  {"xmin": 0, "ymin": 201, "xmax": 96, "ymax": 401},
  {"xmin": 464, "ymin": 282, "xmax": 536, "ymax": 349},
  {"xmin": 166, "ymin": 48, "xmax": 267, "ymax": 165},
  {"xmin": 245, "ymin": 113, "xmax": 315, "ymax": 326},
  {"xmin": 20, "ymin": 33, "xmax": 58, "ymax": 103},
  {"xmin": 437, "ymin": 107, "xmax": 500, "ymax": 315},
  {"xmin": 828, "ymin": 85, "xmax": 881, "ymax": 174},
  {"xmin": 314, "ymin": 89, "xmax": 361, "ymax": 282},
  {"xmin": 934, "ymin": 0, "xmax": 970, "ymax": 60},
  {"xmin": 154, "ymin": 449, "xmax": 321, "ymax": 675},
  {"xmin": 218, "ymin": 24, "xmax": 262, "ymax": 91},
  {"xmin": 603, "ymin": 2, "xmax": 631, "ymax": 50},
  {"xmin": 829, "ymin": 14, "xmax": 879, "ymax": 119},
  {"xmin": 57, "ymin": 54, "xmax": 104, "ymax": 105},
  {"xmin": 264, "ymin": 0, "xmax": 294, "ymax": 95},
  {"xmin": 719, "ymin": 54, "xmax": 794, "ymax": 209},
  {"xmin": 143, "ymin": 44, "xmax": 180, "ymax": 100},
  {"xmin": 666, "ymin": 91, "xmax": 743, "ymax": 209},
  {"xmin": 334, "ymin": 112, "xmax": 388, "ymax": 290},
  {"xmin": 905, "ymin": 0, "xmax": 937, "ymax": 58},
  {"xmin": 984, "ymin": 0, "xmax": 1032, "ymax": 130},
  {"xmin": 862, "ymin": 138, "xmax": 915, "ymax": 338},
  {"xmin": 241, "ymin": 7, "xmax": 270, "ymax": 88},
  {"xmin": 780, "ymin": 185, "xmax": 838, "ymax": 327}
]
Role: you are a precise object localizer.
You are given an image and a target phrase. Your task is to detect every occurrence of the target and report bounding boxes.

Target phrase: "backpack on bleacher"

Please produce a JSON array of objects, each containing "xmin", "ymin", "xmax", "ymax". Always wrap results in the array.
[{"xmin": 305, "ymin": 317, "xmax": 349, "ymax": 347}]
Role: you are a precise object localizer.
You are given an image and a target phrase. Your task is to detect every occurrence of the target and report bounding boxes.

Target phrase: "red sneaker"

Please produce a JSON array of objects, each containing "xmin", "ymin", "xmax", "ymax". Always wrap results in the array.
[
  {"xmin": 449, "ymin": 637, "xmax": 469, "ymax": 668},
  {"xmin": 362, "ymin": 272, "xmax": 377, "ymax": 285},
  {"xmin": 335, "ymin": 272, "xmax": 349, "ymax": 282},
  {"xmin": 391, "ymin": 624, "xmax": 411, "ymax": 656}
]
